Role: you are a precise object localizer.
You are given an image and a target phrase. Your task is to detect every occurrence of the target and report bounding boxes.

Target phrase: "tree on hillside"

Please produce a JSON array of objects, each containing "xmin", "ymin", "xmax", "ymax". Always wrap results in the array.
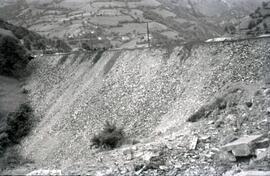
[
  {"xmin": 262, "ymin": 1, "xmax": 268, "ymax": 8},
  {"xmin": 24, "ymin": 38, "xmax": 32, "ymax": 50},
  {"xmin": 248, "ymin": 20, "xmax": 256, "ymax": 29},
  {"xmin": 224, "ymin": 24, "xmax": 236, "ymax": 35},
  {"xmin": 0, "ymin": 35, "xmax": 30, "ymax": 77},
  {"xmin": 263, "ymin": 23, "xmax": 269, "ymax": 33},
  {"xmin": 34, "ymin": 39, "xmax": 46, "ymax": 50}
]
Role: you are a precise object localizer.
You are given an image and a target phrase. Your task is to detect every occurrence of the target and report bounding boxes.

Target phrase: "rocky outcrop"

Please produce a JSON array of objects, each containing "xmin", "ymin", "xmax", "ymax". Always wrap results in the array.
[{"xmin": 221, "ymin": 134, "xmax": 265, "ymax": 157}]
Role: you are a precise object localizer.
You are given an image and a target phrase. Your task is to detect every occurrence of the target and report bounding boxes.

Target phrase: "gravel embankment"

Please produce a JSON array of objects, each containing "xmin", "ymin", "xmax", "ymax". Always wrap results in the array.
[{"xmin": 9, "ymin": 38, "xmax": 270, "ymax": 175}]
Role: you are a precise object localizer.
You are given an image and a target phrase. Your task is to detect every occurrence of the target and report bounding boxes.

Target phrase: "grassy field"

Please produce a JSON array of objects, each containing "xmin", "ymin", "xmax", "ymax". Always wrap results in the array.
[
  {"xmin": 92, "ymin": 1, "xmax": 126, "ymax": 8},
  {"xmin": 152, "ymin": 8, "xmax": 176, "ymax": 18},
  {"xmin": 149, "ymin": 22, "xmax": 168, "ymax": 31},
  {"xmin": 128, "ymin": 9, "xmax": 145, "ymax": 21},
  {"xmin": 161, "ymin": 30, "xmax": 179, "ymax": 39},
  {"xmin": 110, "ymin": 23, "xmax": 147, "ymax": 35},
  {"xmin": 97, "ymin": 9, "xmax": 122, "ymax": 16},
  {"xmin": 2, "ymin": 0, "xmax": 213, "ymax": 48},
  {"xmin": 89, "ymin": 15, "xmax": 133, "ymax": 26},
  {"xmin": 127, "ymin": 0, "xmax": 160, "ymax": 8}
]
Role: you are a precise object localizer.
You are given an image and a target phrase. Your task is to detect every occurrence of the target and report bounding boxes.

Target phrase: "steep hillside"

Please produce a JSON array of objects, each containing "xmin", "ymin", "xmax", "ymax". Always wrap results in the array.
[
  {"xmin": 3, "ymin": 38, "xmax": 269, "ymax": 175},
  {"xmin": 0, "ymin": 18, "xmax": 71, "ymax": 171}
]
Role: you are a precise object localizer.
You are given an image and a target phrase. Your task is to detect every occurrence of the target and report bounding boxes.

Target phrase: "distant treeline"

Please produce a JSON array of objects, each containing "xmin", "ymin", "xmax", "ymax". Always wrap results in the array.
[
  {"xmin": 0, "ymin": 18, "xmax": 71, "ymax": 52},
  {"xmin": 0, "ymin": 18, "xmax": 71, "ymax": 77}
]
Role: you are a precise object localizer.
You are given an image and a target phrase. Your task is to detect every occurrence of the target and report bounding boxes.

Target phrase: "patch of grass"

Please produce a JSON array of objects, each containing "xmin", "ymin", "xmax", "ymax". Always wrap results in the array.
[
  {"xmin": 187, "ymin": 97, "xmax": 226, "ymax": 122},
  {"xmin": 0, "ymin": 103, "xmax": 34, "ymax": 156},
  {"xmin": 0, "ymin": 103, "xmax": 34, "ymax": 170},
  {"xmin": 187, "ymin": 85, "xmax": 247, "ymax": 123},
  {"xmin": 21, "ymin": 88, "xmax": 29, "ymax": 94},
  {"xmin": 103, "ymin": 51, "xmax": 121, "ymax": 75},
  {"xmin": 0, "ymin": 147, "xmax": 32, "ymax": 170},
  {"xmin": 93, "ymin": 49, "xmax": 105, "ymax": 64},
  {"xmin": 79, "ymin": 52, "xmax": 92, "ymax": 64},
  {"xmin": 91, "ymin": 121, "xmax": 125, "ymax": 149},
  {"xmin": 6, "ymin": 103, "xmax": 34, "ymax": 144},
  {"xmin": 0, "ymin": 34, "xmax": 30, "ymax": 78},
  {"xmin": 58, "ymin": 55, "xmax": 69, "ymax": 65}
]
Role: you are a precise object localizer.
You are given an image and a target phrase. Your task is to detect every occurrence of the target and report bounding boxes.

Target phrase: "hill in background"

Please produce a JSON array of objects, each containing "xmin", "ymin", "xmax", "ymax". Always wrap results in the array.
[
  {"xmin": 0, "ymin": 18, "xmax": 71, "ymax": 77},
  {"xmin": 0, "ymin": 0, "xmax": 266, "ymax": 49},
  {"xmin": 239, "ymin": 1, "xmax": 270, "ymax": 36}
]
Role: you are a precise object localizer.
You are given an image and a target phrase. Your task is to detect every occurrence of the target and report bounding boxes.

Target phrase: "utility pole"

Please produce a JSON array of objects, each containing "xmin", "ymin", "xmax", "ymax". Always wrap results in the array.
[
  {"xmin": 267, "ymin": 108, "xmax": 270, "ymax": 164},
  {"xmin": 79, "ymin": 39, "xmax": 82, "ymax": 49},
  {"xmin": 146, "ymin": 22, "xmax": 150, "ymax": 48}
]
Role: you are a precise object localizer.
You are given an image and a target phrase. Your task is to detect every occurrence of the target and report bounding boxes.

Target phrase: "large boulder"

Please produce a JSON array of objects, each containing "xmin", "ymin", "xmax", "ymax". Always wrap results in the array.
[{"xmin": 221, "ymin": 134, "xmax": 265, "ymax": 157}]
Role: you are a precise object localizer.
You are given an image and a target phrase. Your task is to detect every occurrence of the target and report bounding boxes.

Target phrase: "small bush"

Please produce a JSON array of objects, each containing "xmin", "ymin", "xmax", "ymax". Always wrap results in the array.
[
  {"xmin": 187, "ymin": 97, "xmax": 227, "ymax": 122},
  {"xmin": 21, "ymin": 88, "xmax": 29, "ymax": 94},
  {"xmin": 0, "ymin": 34, "xmax": 30, "ymax": 77},
  {"xmin": 6, "ymin": 103, "xmax": 34, "ymax": 144},
  {"xmin": 91, "ymin": 121, "xmax": 125, "ymax": 149},
  {"xmin": 92, "ymin": 50, "xmax": 105, "ymax": 64},
  {"xmin": 58, "ymin": 55, "xmax": 69, "ymax": 65},
  {"xmin": 0, "ymin": 103, "xmax": 34, "ymax": 170},
  {"xmin": 0, "ymin": 147, "xmax": 32, "ymax": 170}
]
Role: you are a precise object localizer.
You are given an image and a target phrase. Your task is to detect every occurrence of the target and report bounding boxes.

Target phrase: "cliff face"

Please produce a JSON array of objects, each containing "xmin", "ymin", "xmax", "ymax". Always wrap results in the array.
[{"xmin": 20, "ymin": 38, "xmax": 270, "ymax": 172}]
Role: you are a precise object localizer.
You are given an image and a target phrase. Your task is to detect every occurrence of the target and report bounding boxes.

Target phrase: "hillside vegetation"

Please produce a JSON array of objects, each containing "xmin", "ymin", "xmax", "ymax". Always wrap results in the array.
[
  {"xmin": 0, "ymin": 28, "xmax": 30, "ymax": 77},
  {"xmin": 239, "ymin": 1, "xmax": 270, "ymax": 35},
  {"xmin": 0, "ymin": 18, "xmax": 72, "ymax": 77},
  {"xmin": 0, "ymin": 18, "xmax": 71, "ymax": 52}
]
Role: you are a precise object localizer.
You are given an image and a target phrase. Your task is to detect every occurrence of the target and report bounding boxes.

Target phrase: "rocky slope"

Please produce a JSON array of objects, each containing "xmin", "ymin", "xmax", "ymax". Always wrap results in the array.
[{"xmin": 2, "ymin": 37, "xmax": 269, "ymax": 175}]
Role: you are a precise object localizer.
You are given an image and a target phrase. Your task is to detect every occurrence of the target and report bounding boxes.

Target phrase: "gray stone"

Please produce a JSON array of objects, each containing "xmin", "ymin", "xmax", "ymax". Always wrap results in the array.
[
  {"xmin": 222, "ymin": 134, "xmax": 264, "ymax": 157},
  {"xmin": 255, "ymin": 148, "xmax": 268, "ymax": 161},
  {"xmin": 221, "ymin": 134, "xmax": 238, "ymax": 145},
  {"xmin": 123, "ymin": 148, "xmax": 134, "ymax": 161},
  {"xmin": 264, "ymin": 89, "xmax": 270, "ymax": 95},
  {"xmin": 267, "ymin": 107, "xmax": 270, "ymax": 114},
  {"xmin": 233, "ymin": 171, "xmax": 270, "ymax": 176},
  {"xmin": 141, "ymin": 151, "xmax": 160, "ymax": 162},
  {"xmin": 200, "ymin": 135, "xmax": 211, "ymax": 142},
  {"xmin": 255, "ymin": 138, "xmax": 270, "ymax": 149},
  {"xmin": 26, "ymin": 170, "xmax": 62, "ymax": 176},
  {"xmin": 218, "ymin": 151, "xmax": 236, "ymax": 162},
  {"xmin": 189, "ymin": 136, "xmax": 198, "ymax": 150}
]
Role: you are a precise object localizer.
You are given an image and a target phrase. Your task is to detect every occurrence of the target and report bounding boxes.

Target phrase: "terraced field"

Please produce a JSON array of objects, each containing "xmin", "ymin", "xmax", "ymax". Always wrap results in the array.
[{"xmin": 3, "ymin": 0, "xmax": 259, "ymax": 49}]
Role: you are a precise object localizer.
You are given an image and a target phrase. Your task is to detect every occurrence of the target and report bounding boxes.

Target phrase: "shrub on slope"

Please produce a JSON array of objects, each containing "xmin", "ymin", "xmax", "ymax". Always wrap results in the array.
[
  {"xmin": 6, "ymin": 103, "xmax": 34, "ymax": 144},
  {"xmin": 0, "ymin": 31, "xmax": 30, "ymax": 77},
  {"xmin": 244, "ymin": 1, "xmax": 270, "ymax": 35},
  {"xmin": 91, "ymin": 121, "xmax": 125, "ymax": 149},
  {"xmin": 0, "ymin": 103, "xmax": 34, "ymax": 169}
]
